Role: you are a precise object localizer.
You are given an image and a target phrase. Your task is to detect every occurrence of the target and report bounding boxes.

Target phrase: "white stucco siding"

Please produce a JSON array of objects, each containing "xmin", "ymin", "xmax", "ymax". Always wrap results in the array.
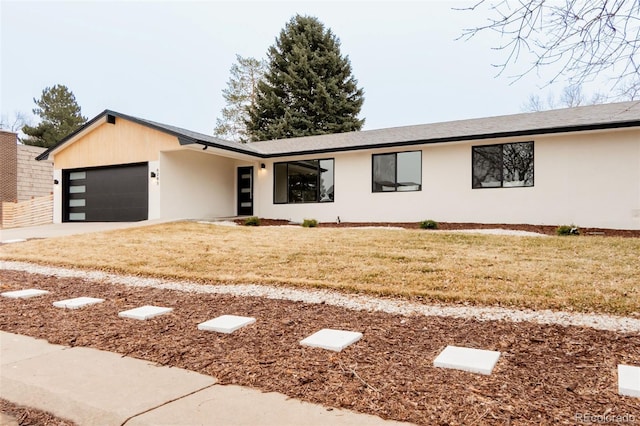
[
  {"xmin": 255, "ymin": 128, "xmax": 640, "ymax": 229},
  {"xmin": 426, "ymin": 130, "xmax": 640, "ymax": 228},
  {"xmin": 534, "ymin": 129, "xmax": 640, "ymax": 229},
  {"xmin": 52, "ymin": 169, "xmax": 63, "ymax": 223},
  {"xmin": 253, "ymin": 154, "xmax": 341, "ymax": 222},
  {"xmin": 256, "ymin": 148, "xmax": 437, "ymax": 223},
  {"xmin": 148, "ymin": 160, "xmax": 161, "ymax": 220},
  {"xmin": 336, "ymin": 149, "xmax": 427, "ymax": 223},
  {"xmin": 426, "ymin": 141, "xmax": 544, "ymax": 225},
  {"xmin": 159, "ymin": 150, "xmax": 235, "ymax": 220}
]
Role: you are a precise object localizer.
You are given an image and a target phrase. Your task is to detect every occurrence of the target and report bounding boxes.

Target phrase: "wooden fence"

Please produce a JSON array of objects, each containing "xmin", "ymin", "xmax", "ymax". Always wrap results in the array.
[{"xmin": 2, "ymin": 194, "xmax": 53, "ymax": 229}]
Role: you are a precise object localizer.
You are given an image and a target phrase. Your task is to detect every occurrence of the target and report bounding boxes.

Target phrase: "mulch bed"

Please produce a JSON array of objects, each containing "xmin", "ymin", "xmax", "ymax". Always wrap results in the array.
[
  {"xmin": 0, "ymin": 398, "xmax": 75, "ymax": 426},
  {"xmin": 1, "ymin": 270, "xmax": 639, "ymax": 425},
  {"xmin": 235, "ymin": 219, "xmax": 640, "ymax": 238}
]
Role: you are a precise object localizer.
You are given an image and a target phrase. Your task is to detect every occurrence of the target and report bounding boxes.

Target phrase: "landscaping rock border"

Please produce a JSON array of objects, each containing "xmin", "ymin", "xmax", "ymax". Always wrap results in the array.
[
  {"xmin": 2, "ymin": 261, "xmax": 638, "ymax": 332},
  {"xmin": 237, "ymin": 219, "xmax": 640, "ymax": 238}
]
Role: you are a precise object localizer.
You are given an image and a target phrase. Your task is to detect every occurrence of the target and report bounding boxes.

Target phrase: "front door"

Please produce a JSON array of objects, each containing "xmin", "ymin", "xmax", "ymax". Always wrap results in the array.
[{"xmin": 237, "ymin": 166, "xmax": 254, "ymax": 216}]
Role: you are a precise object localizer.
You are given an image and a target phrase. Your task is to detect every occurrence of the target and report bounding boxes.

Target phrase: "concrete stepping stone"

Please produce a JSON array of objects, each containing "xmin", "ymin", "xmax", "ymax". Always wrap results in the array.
[
  {"xmin": 433, "ymin": 345, "xmax": 501, "ymax": 375},
  {"xmin": 300, "ymin": 328, "xmax": 363, "ymax": 352},
  {"xmin": 118, "ymin": 305, "xmax": 173, "ymax": 320},
  {"xmin": 53, "ymin": 297, "xmax": 105, "ymax": 309},
  {"xmin": 1, "ymin": 289, "xmax": 49, "ymax": 299},
  {"xmin": 618, "ymin": 364, "xmax": 640, "ymax": 397},
  {"xmin": 198, "ymin": 315, "xmax": 256, "ymax": 334}
]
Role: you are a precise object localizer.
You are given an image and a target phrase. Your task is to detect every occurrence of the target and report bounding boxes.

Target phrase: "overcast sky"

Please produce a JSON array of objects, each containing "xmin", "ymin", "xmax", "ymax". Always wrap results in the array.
[{"xmin": 1, "ymin": 1, "xmax": 605, "ymax": 135}]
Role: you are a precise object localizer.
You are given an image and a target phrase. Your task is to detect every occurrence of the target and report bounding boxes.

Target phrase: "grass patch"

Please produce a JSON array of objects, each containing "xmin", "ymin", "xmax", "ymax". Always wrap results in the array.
[
  {"xmin": 419, "ymin": 219, "xmax": 438, "ymax": 229},
  {"xmin": 244, "ymin": 216, "xmax": 260, "ymax": 226},
  {"xmin": 302, "ymin": 218, "xmax": 318, "ymax": 228},
  {"xmin": 556, "ymin": 224, "xmax": 580, "ymax": 236},
  {"xmin": 2, "ymin": 222, "xmax": 639, "ymax": 315}
]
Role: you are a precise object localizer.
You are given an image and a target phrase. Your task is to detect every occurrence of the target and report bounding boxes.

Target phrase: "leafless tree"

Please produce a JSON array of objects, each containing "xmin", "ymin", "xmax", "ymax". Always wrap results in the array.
[
  {"xmin": 458, "ymin": 0, "xmax": 640, "ymax": 95},
  {"xmin": 0, "ymin": 111, "xmax": 30, "ymax": 133},
  {"xmin": 502, "ymin": 142, "xmax": 534, "ymax": 185},
  {"xmin": 522, "ymin": 84, "xmax": 607, "ymax": 111},
  {"xmin": 559, "ymin": 85, "xmax": 586, "ymax": 107},
  {"xmin": 616, "ymin": 77, "xmax": 640, "ymax": 100},
  {"xmin": 522, "ymin": 94, "xmax": 545, "ymax": 112}
]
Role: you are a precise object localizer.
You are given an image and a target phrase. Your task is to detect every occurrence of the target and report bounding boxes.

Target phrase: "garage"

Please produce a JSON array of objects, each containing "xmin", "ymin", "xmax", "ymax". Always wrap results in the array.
[{"xmin": 63, "ymin": 163, "xmax": 148, "ymax": 222}]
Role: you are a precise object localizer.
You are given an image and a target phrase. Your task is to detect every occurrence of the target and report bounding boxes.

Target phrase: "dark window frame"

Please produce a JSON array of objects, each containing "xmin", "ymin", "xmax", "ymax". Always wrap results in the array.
[
  {"xmin": 273, "ymin": 158, "xmax": 335, "ymax": 204},
  {"xmin": 371, "ymin": 150, "xmax": 422, "ymax": 193},
  {"xmin": 472, "ymin": 141, "xmax": 534, "ymax": 189}
]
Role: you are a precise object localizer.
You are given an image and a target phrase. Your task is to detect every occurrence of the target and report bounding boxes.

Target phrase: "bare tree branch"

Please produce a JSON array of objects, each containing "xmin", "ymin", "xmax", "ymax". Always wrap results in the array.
[
  {"xmin": 0, "ymin": 111, "xmax": 30, "ymax": 133},
  {"xmin": 457, "ymin": 0, "xmax": 640, "ymax": 96},
  {"xmin": 520, "ymin": 83, "xmax": 608, "ymax": 112}
]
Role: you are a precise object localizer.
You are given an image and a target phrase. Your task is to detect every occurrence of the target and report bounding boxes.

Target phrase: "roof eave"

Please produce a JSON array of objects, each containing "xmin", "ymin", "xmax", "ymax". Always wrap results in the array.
[
  {"xmin": 36, "ymin": 109, "xmax": 266, "ymax": 161},
  {"xmin": 258, "ymin": 119, "xmax": 640, "ymax": 158},
  {"xmin": 177, "ymin": 137, "xmax": 265, "ymax": 158}
]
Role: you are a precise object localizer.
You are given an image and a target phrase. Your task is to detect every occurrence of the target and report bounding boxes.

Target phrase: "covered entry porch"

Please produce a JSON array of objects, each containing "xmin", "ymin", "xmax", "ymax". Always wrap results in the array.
[{"xmin": 155, "ymin": 146, "xmax": 261, "ymax": 221}]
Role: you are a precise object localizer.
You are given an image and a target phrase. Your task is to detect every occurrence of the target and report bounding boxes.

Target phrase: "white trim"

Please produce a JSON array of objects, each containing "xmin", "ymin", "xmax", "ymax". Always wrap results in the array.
[
  {"xmin": 148, "ymin": 160, "xmax": 161, "ymax": 220},
  {"xmin": 53, "ymin": 169, "xmax": 63, "ymax": 224}
]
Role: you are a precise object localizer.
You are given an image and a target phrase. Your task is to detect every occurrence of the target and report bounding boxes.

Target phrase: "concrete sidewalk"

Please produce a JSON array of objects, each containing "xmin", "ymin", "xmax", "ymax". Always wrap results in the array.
[
  {"xmin": 0, "ymin": 332, "xmax": 410, "ymax": 426},
  {"xmin": 0, "ymin": 219, "xmax": 177, "ymax": 243}
]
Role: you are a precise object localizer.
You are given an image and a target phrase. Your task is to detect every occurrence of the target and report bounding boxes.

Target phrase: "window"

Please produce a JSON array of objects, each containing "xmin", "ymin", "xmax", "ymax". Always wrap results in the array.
[
  {"xmin": 69, "ymin": 171, "xmax": 86, "ymax": 180},
  {"xmin": 472, "ymin": 142, "xmax": 534, "ymax": 188},
  {"xmin": 274, "ymin": 159, "xmax": 334, "ymax": 204},
  {"xmin": 372, "ymin": 151, "xmax": 421, "ymax": 192}
]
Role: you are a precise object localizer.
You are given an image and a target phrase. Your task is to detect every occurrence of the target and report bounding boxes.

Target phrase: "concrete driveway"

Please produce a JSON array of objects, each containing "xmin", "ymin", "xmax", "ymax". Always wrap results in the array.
[{"xmin": 0, "ymin": 219, "xmax": 176, "ymax": 243}]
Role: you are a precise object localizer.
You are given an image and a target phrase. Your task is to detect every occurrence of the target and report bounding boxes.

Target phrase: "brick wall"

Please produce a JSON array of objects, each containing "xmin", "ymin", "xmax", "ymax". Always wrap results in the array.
[
  {"xmin": 17, "ymin": 144, "xmax": 52, "ymax": 201},
  {"xmin": 2, "ymin": 194, "xmax": 53, "ymax": 228},
  {"xmin": 0, "ymin": 131, "xmax": 18, "ymax": 222},
  {"xmin": 0, "ymin": 133, "xmax": 54, "ymax": 228}
]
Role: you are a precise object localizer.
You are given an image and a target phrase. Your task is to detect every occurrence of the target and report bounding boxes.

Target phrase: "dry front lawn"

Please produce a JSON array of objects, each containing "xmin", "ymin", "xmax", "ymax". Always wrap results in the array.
[{"xmin": 1, "ymin": 222, "xmax": 639, "ymax": 316}]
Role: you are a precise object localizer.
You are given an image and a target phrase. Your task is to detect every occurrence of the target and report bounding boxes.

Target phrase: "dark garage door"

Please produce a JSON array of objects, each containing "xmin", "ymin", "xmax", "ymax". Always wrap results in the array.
[{"xmin": 64, "ymin": 163, "xmax": 148, "ymax": 222}]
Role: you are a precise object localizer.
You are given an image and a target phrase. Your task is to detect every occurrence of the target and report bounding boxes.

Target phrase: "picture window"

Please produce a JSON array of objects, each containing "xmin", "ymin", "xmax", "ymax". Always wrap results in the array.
[
  {"xmin": 274, "ymin": 159, "xmax": 334, "ymax": 204},
  {"xmin": 372, "ymin": 151, "xmax": 421, "ymax": 192},
  {"xmin": 472, "ymin": 142, "xmax": 534, "ymax": 188}
]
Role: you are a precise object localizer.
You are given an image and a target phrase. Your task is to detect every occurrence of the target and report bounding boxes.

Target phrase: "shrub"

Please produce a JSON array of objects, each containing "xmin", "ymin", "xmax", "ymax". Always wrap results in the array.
[
  {"xmin": 302, "ymin": 218, "xmax": 318, "ymax": 228},
  {"xmin": 244, "ymin": 216, "xmax": 260, "ymax": 226},
  {"xmin": 420, "ymin": 219, "xmax": 438, "ymax": 230},
  {"xmin": 556, "ymin": 224, "xmax": 580, "ymax": 236}
]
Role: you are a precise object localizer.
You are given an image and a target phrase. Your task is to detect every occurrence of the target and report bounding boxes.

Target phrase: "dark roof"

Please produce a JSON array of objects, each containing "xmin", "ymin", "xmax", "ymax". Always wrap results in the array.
[
  {"xmin": 250, "ymin": 101, "xmax": 640, "ymax": 156},
  {"xmin": 131, "ymin": 114, "xmax": 263, "ymax": 155},
  {"xmin": 36, "ymin": 109, "xmax": 261, "ymax": 161},
  {"xmin": 37, "ymin": 101, "xmax": 640, "ymax": 161}
]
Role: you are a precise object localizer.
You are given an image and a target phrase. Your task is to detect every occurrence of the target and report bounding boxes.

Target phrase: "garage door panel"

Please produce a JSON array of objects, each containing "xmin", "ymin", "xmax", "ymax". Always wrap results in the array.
[
  {"xmin": 64, "ymin": 163, "xmax": 148, "ymax": 222},
  {"xmin": 87, "ymin": 192, "xmax": 147, "ymax": 209},
  {"xmin": 82, "ymin": 206, "xmax": 148, "ymax": 222}
]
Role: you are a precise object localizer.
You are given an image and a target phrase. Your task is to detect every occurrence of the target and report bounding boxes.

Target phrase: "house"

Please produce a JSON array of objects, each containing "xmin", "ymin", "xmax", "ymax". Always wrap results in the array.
[
  {"xmin": 1, "ymin": 131, "xmax": 53, "ymax": 228},
  {"xmin": 36, "ymin": 101, "xmax": 640, "ymax": 230}
]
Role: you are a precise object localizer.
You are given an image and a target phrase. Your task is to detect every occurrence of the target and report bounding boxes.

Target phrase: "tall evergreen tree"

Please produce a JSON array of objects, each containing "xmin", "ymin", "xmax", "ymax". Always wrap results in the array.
[
  {"xmin": 246, "ymin": 15, "xmax": 364, "ymax": 142},
  {"xmin": 214, "ymin": 55, "xmax": 266, "ymax": 143},
  {"xmin": 22, "ymin": 84, "xmax": 87, "ymax": 148}
]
